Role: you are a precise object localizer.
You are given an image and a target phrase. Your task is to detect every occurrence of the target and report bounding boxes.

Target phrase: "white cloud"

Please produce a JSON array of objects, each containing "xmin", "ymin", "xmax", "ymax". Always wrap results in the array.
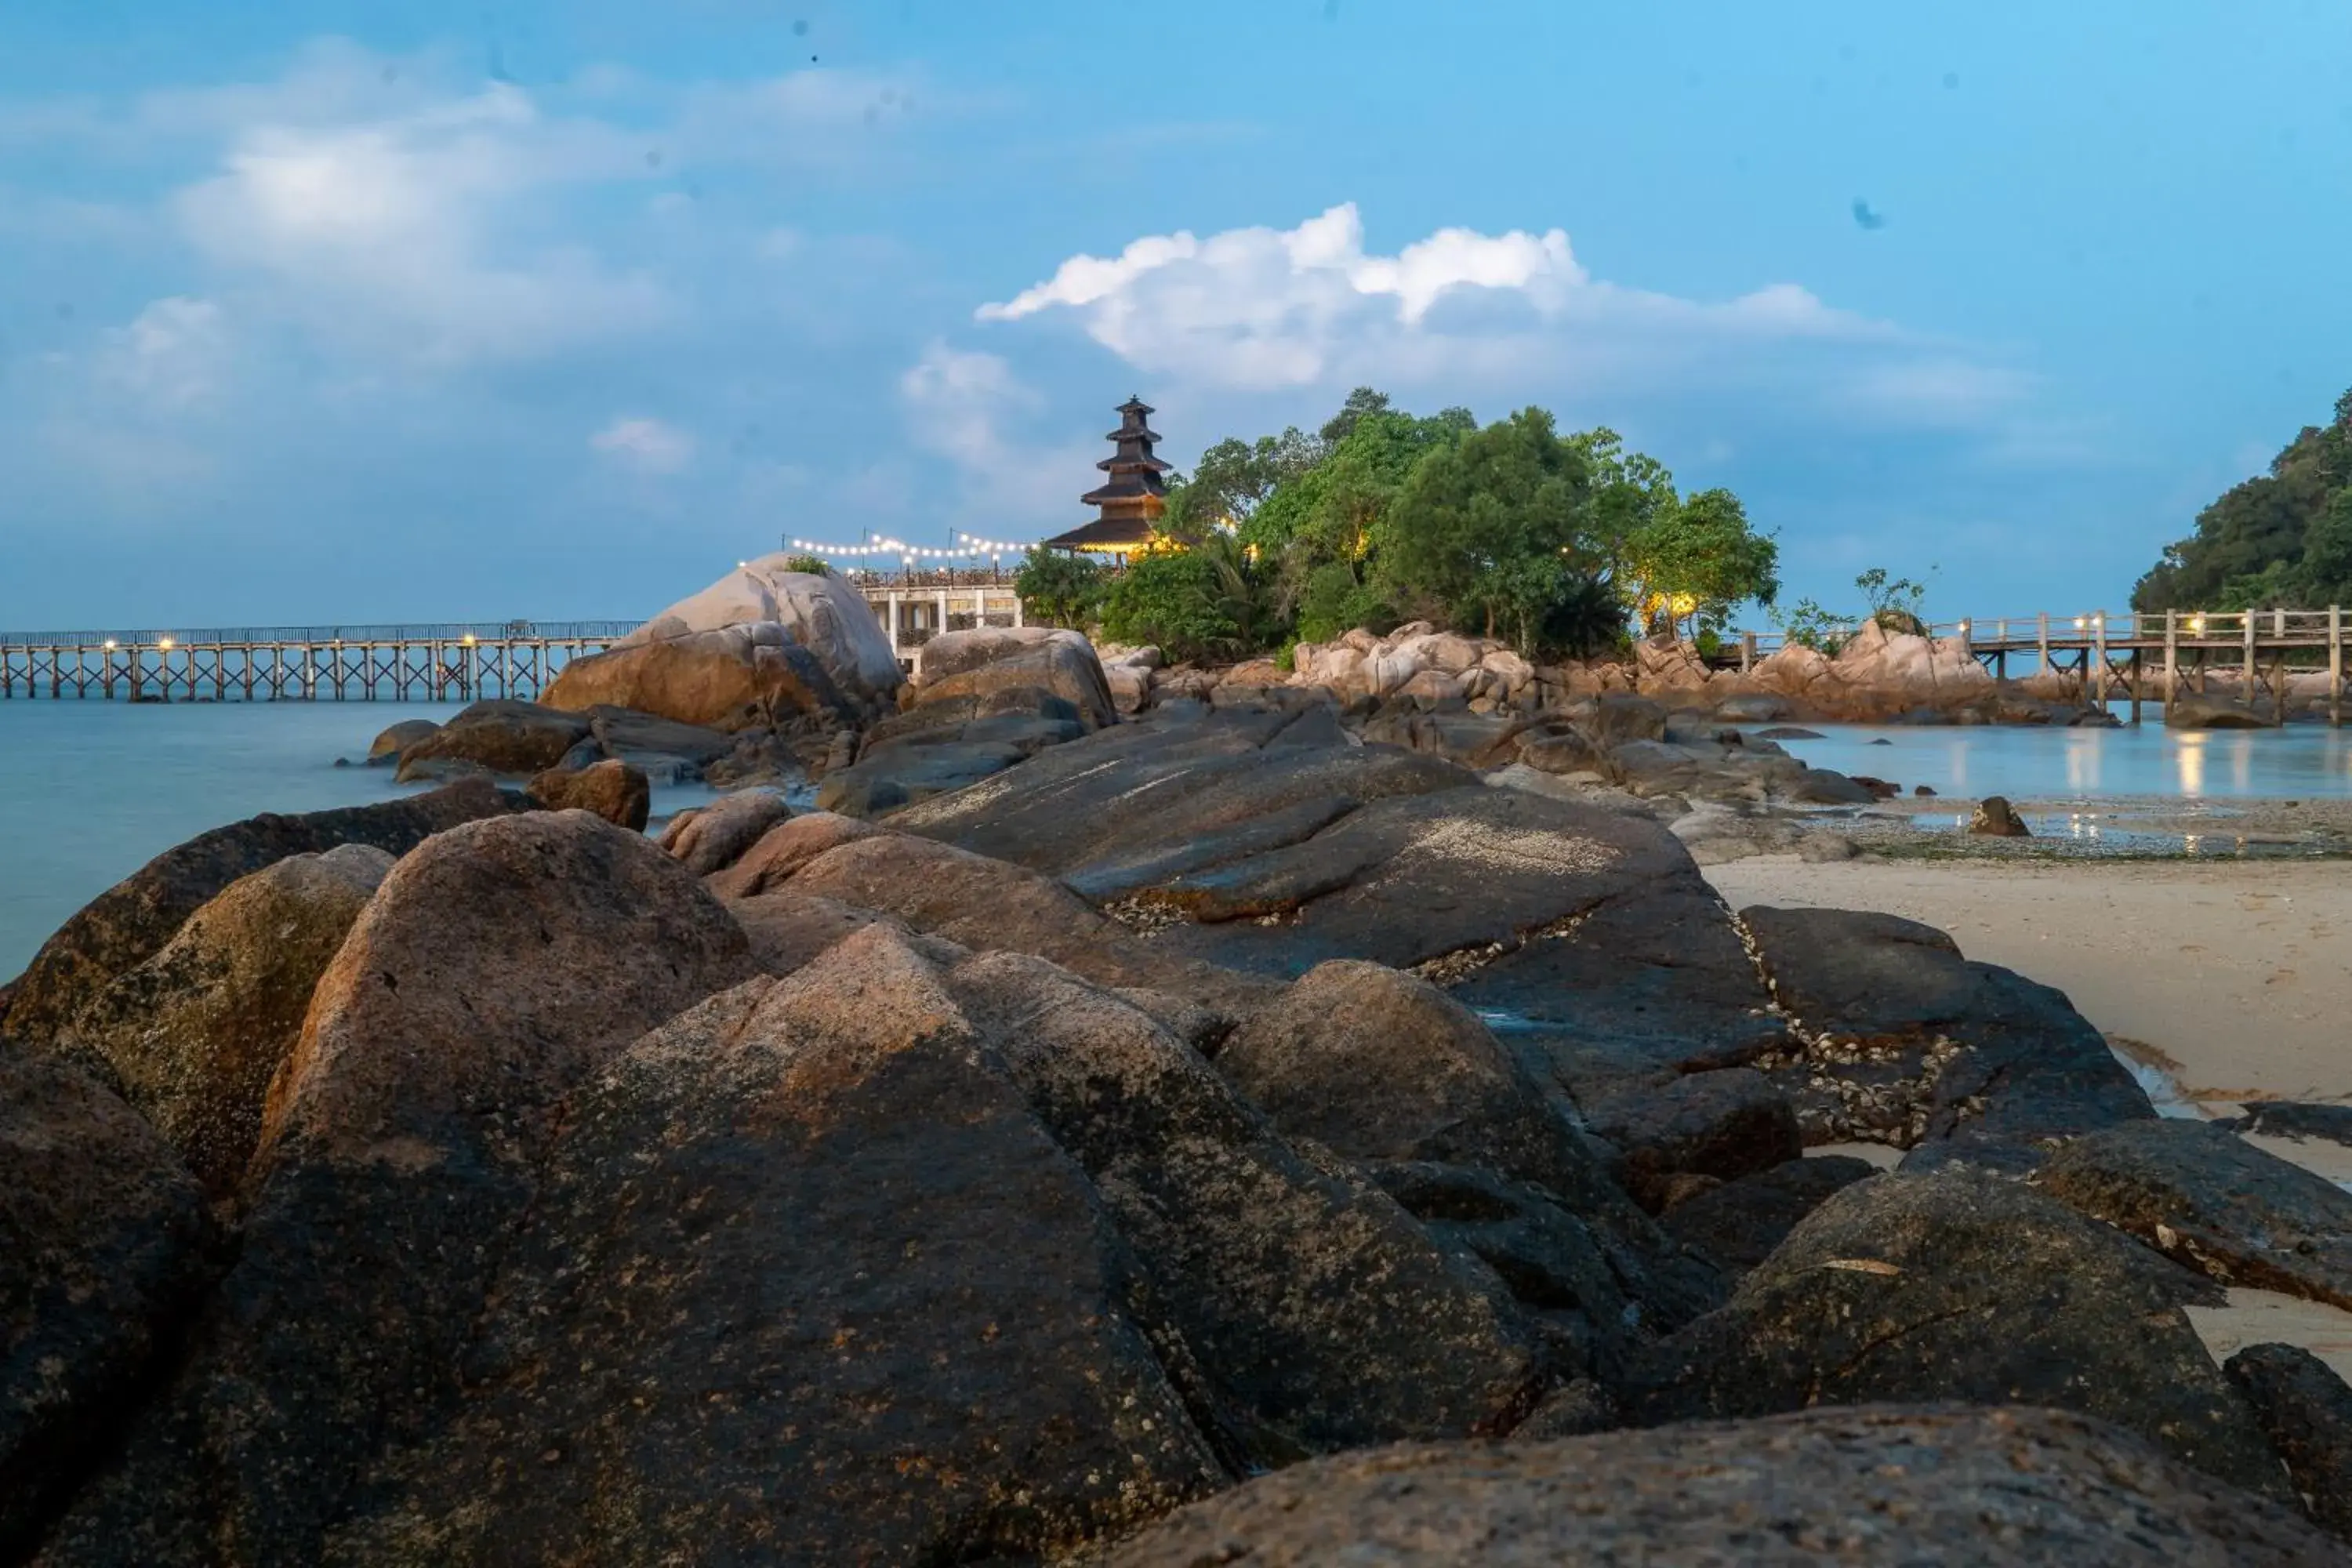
[
  {"xmin": 591, "ymin": 416, "xmax": 695, "ymax": 474},
  {"xmin": 96, "ymin": 296, "xmax": 230, "ymax": 408},
  {"xmin": 172, "ymin": 82, "xmax": 669, "ymax": 365},
  {"xmin": 897, "ymin": 342, "xmax": 1092, "ymax": 525},
  {"xmin": 977, "ymin": 202, "xmax": 1886, "ymax": 394}
]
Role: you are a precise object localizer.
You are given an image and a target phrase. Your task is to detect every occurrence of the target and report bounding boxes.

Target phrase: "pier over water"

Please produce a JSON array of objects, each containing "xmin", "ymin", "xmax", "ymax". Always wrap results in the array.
[{"xmin": 0, "ymin": 622, "xmax": 635, "ymax": 702}]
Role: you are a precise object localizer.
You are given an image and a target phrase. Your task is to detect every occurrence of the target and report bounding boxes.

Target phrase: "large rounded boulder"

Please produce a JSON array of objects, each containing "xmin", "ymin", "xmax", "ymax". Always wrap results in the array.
[
  {"xmin": 544, "ymin": 557, "xmax": 902, "ymax": 728},
  {"xmin": 1095, "ymin": 1406, "xmax": 2341, "ymax": 1566},
  {"xmin": 55, "ymin": 845, "xmax": 393, "ymax": 1195},
  {"xmin": 913, "ymin": 626, "xmax": 1117, "ymax": 731}
]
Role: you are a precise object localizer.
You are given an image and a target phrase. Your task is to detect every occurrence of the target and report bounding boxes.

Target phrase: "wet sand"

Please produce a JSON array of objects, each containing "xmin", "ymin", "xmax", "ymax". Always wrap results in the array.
[{"xmin": 1724, "ymin": 855, "xmax": 2352, "ymax": 1379}]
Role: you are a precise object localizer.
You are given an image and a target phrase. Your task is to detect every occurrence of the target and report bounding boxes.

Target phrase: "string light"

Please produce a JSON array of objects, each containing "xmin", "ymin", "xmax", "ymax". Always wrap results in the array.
[{"xmin": 786, "ymin": 534, "xmax": 1030, "ymax": 561}]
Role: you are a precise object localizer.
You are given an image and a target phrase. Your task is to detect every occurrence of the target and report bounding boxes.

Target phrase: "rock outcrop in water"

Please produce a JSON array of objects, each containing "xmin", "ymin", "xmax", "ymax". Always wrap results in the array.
[{"xmin": 9, "ymin": 695, "xmax": 2352, "ymax": 1559}]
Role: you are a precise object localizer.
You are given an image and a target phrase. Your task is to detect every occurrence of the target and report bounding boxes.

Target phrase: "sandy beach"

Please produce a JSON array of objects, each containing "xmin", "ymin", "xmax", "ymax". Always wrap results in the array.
[
  {"xmin": 1707, "ymin": 856, "xmax": 2352, "ymax": 1110},
  {"xmin": 1717, "ymin": 854, "xmax": 2352, "ymax": 1378}
]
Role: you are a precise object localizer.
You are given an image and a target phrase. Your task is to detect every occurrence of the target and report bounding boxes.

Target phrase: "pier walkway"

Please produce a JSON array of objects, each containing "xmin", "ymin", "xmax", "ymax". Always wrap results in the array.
[
  {"xmin": 5, "ymin": 601, "xmax": 2340, "ymax": 718},
  {"xmin": 0, "ymin": 622, "xmax": 635, "ymax": 702},
  {"xmin": 1719, "ymin": 607, "xmax": 2349, "ymax": 724},
  {"xmin": 0, "ymin": 581, "xmax": 1027, "ymax": 700}
]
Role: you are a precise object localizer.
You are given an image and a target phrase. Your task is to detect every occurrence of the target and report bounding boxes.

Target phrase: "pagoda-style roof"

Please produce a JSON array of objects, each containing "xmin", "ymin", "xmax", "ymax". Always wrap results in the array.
[
  {"xmin": 1081, "ymin": 474, "xmax": 1167, "ymax": 505},
  {"xmin": 1094, "ymin": 448, "xmax": 1172, "ymax": 474},
  {"xmin": 1041, "ymin": 516, "xmax": 1159, "ymax": 554},
  {"xmin": 1103, "ymin": 420, "xmax": 1163, "ymax": 442}
]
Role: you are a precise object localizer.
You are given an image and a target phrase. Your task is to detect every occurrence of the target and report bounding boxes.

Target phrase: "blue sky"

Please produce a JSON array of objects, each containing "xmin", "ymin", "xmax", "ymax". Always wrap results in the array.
[{"xmin": 2, "ymin": 0, "xmax": 2349, "ymax": 630}]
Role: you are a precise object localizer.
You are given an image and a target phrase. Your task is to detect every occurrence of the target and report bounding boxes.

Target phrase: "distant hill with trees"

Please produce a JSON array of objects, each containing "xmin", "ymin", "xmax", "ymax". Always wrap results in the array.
[
  {"xmin": 1018, "ymin": 387, "xmax": 1780, "ymax": 666},
  {"xmin": 2132, "ymin": 389, "xmax": 2352, "ymax": 612}
]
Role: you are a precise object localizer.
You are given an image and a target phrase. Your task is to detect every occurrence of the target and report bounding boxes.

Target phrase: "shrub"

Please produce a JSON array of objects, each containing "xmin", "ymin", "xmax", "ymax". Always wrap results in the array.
[
  {"xmin": 1294, "ymin": 561, "xmax": 1396, "ymax": 644},
  {"xmin": 782, "ymin": 554, "xmax": 832, "ymax": 576},
  {"xmin": 1013, "ymin": 547, "xmax": 1107, "ymax": 630},
  {"xmin": 1098, "ymin": 551, "xmax": 1241, "ymax": 663}
]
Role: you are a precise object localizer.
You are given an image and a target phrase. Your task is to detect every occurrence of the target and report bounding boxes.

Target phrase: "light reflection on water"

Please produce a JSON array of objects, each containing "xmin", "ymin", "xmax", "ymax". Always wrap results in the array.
[{"xmin": 1776, "ymin": 723, "xmax": 2352, "ymax": 801}]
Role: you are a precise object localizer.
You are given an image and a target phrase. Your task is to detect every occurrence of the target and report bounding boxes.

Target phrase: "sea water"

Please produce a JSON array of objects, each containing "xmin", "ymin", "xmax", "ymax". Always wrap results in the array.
[
  {"xmin": 1770, "ymin": 721, "xmax": 2352, "ymax": 803},
  {"xmin": 0, "ymin": 701, "xmax": 728, "ymax": 978}
]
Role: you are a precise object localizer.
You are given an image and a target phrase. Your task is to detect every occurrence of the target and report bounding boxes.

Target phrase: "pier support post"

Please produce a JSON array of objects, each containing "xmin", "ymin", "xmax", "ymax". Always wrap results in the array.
[
  {"xmin": 2036, "ymin": 612, "xmax": 2049, "ymax": 679},
  {"xmin": 2091, "ymin": 614, "xmax": 2108, "ymax": 713},
  {"xmin": 2242, "ymin": 612, "xmax": 2256, "ymax": 695},
  {"xmin": 2163, "ymin": 610, "xmax": 2178, "ymax": 718},
  {"xmin": 2332, "ymin": 604, "xmax": 2343, "ymax": 728}
]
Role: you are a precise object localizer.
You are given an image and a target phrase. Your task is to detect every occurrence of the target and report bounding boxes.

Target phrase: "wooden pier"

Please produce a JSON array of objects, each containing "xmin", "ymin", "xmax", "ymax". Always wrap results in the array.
[
  {"xmin": 0, "ymin": 622, "xmax": 634, "ymax": 702},
  {"xmin": 1723, "ymin": 607, "xmax": 2350, "ymax": 724},
  {"xmin": 0, "ymin": 583, "xmax": 1025, "ymax": 699}
]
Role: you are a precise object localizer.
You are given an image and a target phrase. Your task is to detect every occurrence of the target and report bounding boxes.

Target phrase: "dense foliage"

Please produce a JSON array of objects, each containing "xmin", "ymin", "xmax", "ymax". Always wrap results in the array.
[
  {"xmin": 1011, "ymin": 547, "xmax": 1105, "ymax": 629},
  {"xmin": 1019, "ymin": 387, "xmax": 1780, "ymax": 663},
  {"xmin": 2132, "ymin": 388, "xmax": 2352, "ymax": 612}
]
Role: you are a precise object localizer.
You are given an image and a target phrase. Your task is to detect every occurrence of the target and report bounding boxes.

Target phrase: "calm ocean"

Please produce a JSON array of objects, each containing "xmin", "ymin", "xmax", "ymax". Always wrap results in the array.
[
  {"xmin": 0, "ymin": 700, "xmax": 725, "ymax": 979},
  {"xmin": 2, "ymin": 701, "xmax": 2349, "ymax": 980}
]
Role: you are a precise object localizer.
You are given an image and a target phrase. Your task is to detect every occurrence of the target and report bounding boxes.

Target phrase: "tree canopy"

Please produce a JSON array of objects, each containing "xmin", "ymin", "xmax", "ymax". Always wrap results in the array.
[
  {"xmin": 1016, "ymin": 388, "xmax": 1779, "ymax": 663},
  {"xmin": 2132, "ymin": 388, "xmax": 2352, "ymax": 611}
]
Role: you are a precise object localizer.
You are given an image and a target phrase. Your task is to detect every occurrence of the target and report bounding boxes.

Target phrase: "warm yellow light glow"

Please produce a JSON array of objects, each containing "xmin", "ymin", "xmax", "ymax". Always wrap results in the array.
[
  {"xmin": 2189, "ymin": 615, "xmax": 2206, "ymax": 634},
  {"xmin": 461, "ymin": 633, "xmax": 477, "ymax": 647},
  {"xmin": 103, "ymin": 639, "xmax": 117, "ymax": 651},
  {"xmin": 2073, "ymin": 617, "xmax": 2086, "ymax": 630},
  {"xmin": 156, "ymin": 636, "xmax": 174, "ymax": 652}
]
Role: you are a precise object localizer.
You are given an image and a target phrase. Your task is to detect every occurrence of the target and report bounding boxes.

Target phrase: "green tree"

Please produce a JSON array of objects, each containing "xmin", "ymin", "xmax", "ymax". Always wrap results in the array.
[
  {"xmin": 1625, "ymin": 489, "xmax": 1780, "ymax": 639},
  {"xmin": 1375, "ymin": 407, "xmax": 1595, "ymax": 648},
  {"xmin": 1012, "ymin": 547, "xmax": 1105, "ymax": 630},
  {"xmin": 1319, "ymin": 385, "xmax": 1392, "ymax": 445},
  {"xmin": 2134, "ymin": 387, "xmax": 2352, "ymax": 611},
  {"xmin": 1159, "ymin": 426, "xmax": 1323, "ymax": 543}
]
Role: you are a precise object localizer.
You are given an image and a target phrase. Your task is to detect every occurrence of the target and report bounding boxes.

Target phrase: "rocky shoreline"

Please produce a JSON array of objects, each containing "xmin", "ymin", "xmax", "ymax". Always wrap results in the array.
[{"xmin": 9, "ymin": 562, "xmax": 2352, "ymax": 1562}]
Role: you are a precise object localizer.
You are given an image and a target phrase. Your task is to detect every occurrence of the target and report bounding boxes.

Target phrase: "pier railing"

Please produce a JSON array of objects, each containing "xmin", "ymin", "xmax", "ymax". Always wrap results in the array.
[
  {"xmin": 0, "ymin": 622, "xmax": 637, "ymax": 702},
  {"xmin": 1716, "ymin": 605, "xmax": 2347, "ymax": 724}
]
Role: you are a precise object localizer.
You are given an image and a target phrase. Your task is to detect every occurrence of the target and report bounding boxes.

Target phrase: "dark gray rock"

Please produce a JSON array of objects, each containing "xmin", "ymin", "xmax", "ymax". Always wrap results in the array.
[
  {"xmin": 1970, "ymin": 794, "xmax": 2033, "ymax": 836},
  {"xmin": 0, "ymin": 1050, "xmax": 213, "ymax": 1560},
  {"xmin": 365, "ymin": 718, "xmax": 440, "ymax": 764},
  {"xmin": 1094, "ymin": 1405, "xmax": 2339, "ymax": 1567},
  {"xmin": 38, "ymin": 812, "xmax": 758, "ymax": 1567},
  {"xmin": 815, "ymin": 738, "xmax": 1027, "ymax": 816},
  {"xmin": 1362, "ymin": 1160, "xmax": 1725, "ymax": 1379},
  {"xmin": 1508, "ymin": 1378, "xmax": 1621, "ymax": 1439},
  {"xmin": 1787, "ymin": 766, "xmax": 1879, "ymax": 804},
  {"xmin": 583, "ymin": 704, "xmax": 736, "ymax": 768},
  {"xmin": 946, "ymin": 949, "xmax": 1546, "ymax": 1464},
  {"xmin": 527, "ymin": 757, "xmax": 652, "ymax": 831},
  {"xmin": 53, "ymin": 848, "xmax": 388, "ymax": 1196},
  {"xmin": 391, "ymin": 697, "xmax": 592, "ymax": 781},
  {"xmin": 327, "ymin": 933, "xmax": 1225, "ymax": 1566},
  {"xmin": 1219, "ymin": 960, "xmax": 1603, "ymax": 1200},
  {"xmin": 1621, "ymin": 1167, "xmax": 2288, "ymax": 1498},
  {"xmin": 2226, "ymin": 1342, "xmax": 2352, "ymax": 1541},
  {"xmin": 0, "ymin": 778, "xmax": 524, "ymax": 1048},
  {"xmin": 1657, "ymin": 1154, "xmax": 1881, "ymax": 1276},
  {"xmin": 1584, "ymin": 1068, "xmax": 1802, "ymax": 1213},
  {"xmin": 2234, "ymin": 1102, "xmax": 2352, "ymax": 1149},
  {"xmin": 1587, "ymin": 692, "xmax": 1667, "ymax": 746},
  {"xmin": 655, "ymin": 787, "xmax": 793, "ymax": 876},
  {"xmin": 785, "ymin": 831, "xmax": 1275, "ymax": 1019},
  {"xmin": 1741, "ymin": 905, "xmax": 2154, "ymax": 1160},
  {"xmin": 1513, "ymin": 724, "xmax": 1606, "ymax": 776},
  {"xmin": 2038, "ymin": 1119, "xmax": 2352, "ymax": 1309}
]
